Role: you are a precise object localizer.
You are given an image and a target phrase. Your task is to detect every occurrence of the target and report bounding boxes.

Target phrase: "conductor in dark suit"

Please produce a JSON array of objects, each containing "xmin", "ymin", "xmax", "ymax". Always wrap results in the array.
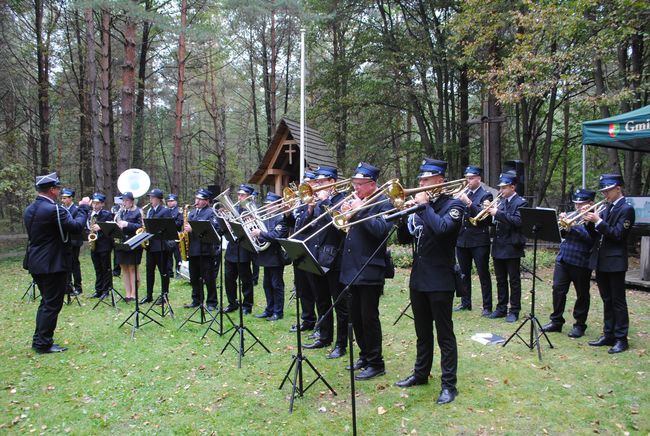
[
  {"xmin": 340, "ymin": 162, "xmax": 393, "ymax": 381},
  {"xmin": 141, "ymin": 188, "xmax": 173, "ymax": 304},
  {"xmin": 542, "ymin": 189, "xmax": 596, "ymax": 338},
  {"xmin": 455, "ymin": 165, "xmax": 493, "ymax": 315},
  {"xmin": 394, "ymin": 159, "xmax": 464, "ymax": 405},
  {"xmin": 583, "ymin": 174, "xmax": 635, "ymax": 354},
  {"xmin": 61, "ymin": 188, "xmax": 84, "ymax": 296},
  {"xmin": 487, "ymin": 171, "xmax": 528, "ymax": 322},
  {"xmin": 24, "ymin": 173, "xmax": 90, "ymax": 353}
]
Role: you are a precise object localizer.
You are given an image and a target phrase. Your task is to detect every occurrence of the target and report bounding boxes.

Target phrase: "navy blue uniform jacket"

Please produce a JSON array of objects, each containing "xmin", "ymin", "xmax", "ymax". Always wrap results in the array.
[
  {"xmin": 457, "ymin": 185, "xmax": 492, "ymax": 248},
  {"xmin": 309, "ymin": 191, "xmax": 346, "ymax": 271},
  {"xmin": 223, "ymin": 205, "xmax": 255, "ymax": 263},
  {"xmin": 339, "ymin": 193, "xmax": 393, "ymax": 286},
  {"xmin": 64, "ymin": 203, "xmax": 84, "ymax": 248},
  {"xmin": 410, "ymin": 195, "xmax": 464, "ymax": 292},
  {"xmin": 188, "ymin": 206, "xmax": 221, "ymax": 257},
  {"xmin": 255, "ymin": 214, "xmax": 289, "ymax": 267},
  {"xmin": 491, "ymin": 194, "xmax": 527, "ymax": 259},
  {"xmin": 24, "ymin": 196, "xmax": 89, "ymax": 274},
  {"xmin": 587, "ymin": 198, "xmax": 635, "ymax": 272},
  {"xmin": 145, "ymin": 205, "xmax": 173, "ymax": 252}
]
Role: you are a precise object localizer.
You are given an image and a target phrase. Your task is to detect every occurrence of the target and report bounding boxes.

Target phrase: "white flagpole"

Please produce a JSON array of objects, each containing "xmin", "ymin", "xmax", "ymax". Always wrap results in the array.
[{"xmin": 300, "ymin": 28, "xmax": 306, "ymax": 179}]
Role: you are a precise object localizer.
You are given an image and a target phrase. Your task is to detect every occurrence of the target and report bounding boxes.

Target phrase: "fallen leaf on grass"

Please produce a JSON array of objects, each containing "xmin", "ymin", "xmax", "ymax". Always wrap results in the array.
[
  {"xmin": 562, "ymin": 384, "xmax": 572, "ymax": 389},
  {"xmin": 377, "ymin": 406, "xmax": 387, "ymax": 415},
  {"xmin": 318, "ymin": 406, "xmax": 327, "ymax": 413}
]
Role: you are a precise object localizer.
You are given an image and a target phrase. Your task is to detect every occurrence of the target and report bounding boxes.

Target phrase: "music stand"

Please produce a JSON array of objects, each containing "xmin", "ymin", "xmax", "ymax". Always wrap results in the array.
[
  {"xmin": 502, "ymin": 207, "xmax": 560, "ymax": 360},
  {"xmin": 117, "ymin": 231, "xmax": 161, "ymax": 338},
  {"xmin": 143, "ymin": 218, "xmax": 178, "ymax": 319},
  {"xmin": 22, "ymin": 280, "xmax": 40, "ymax": 302},
  {"xmin": 66, "ymin": 232, "xmax": 85, "ymax": 306},
  {"xmin": 221, "ymin": 219, "xmax": 270, "ymax": 367},
  {"xmin": 178, "ymin": 220, "xmax": 220, "ymax": 330},
  {"xmin": 201, "ymin": 218, "xmax": 236, "ymax": 339},
  {"xmin": 93, "ymin": 222, "xmax": 125, "ymax": 309},
  {"xmin": 277, "ymin": 238, "xmax": 336, "ymax": 413}
]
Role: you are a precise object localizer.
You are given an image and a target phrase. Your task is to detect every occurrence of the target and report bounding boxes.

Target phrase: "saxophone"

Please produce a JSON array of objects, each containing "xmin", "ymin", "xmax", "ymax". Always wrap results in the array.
[
  {"xmin": 136, "ymin": 204, "xmax": 151, "ymax": 249},
  {"xmin": 88, "ymin": 214, "xmax": 98, "ymax": 251},
  {"xmin": 179, "ymin": 205, "xmax": 190, "ymax": 261}
]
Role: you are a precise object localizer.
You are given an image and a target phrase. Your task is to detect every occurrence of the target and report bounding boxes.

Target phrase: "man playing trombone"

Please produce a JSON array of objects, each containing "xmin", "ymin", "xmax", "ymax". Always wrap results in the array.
[
  {"xmin": 541, "ymin": 189, "xmax": 597, "ymax": 338},
  {"xmin": 394, "ymin": 158, "xmax": 464, "ymax": 405},
  {"xmin": 339, "ymin": 162, "xmax": 393, "ymax": 381},
  {"xmin": 455, "ymin": 165, "xmax": 493, "ymax": 315}
]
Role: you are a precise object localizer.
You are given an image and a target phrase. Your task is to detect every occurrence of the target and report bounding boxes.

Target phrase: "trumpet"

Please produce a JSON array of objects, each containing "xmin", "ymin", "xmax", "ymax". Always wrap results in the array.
[
  {"xmin": 298, "ymin": 178, "xmax": 351, "ymax": 204},
  {"xmin": 558, "ymin": 200, "xmax": 606, "ymax": 230},
  {"xmin": 468, "ymin": 193, "xmax": 502, "ymax": 226}
]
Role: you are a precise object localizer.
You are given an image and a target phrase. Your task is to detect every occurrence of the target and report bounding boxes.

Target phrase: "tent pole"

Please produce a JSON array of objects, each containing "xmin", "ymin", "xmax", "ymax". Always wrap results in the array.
[{"xmin": 582, "ymin": 143, "xmax": 586, "ymax": 188}]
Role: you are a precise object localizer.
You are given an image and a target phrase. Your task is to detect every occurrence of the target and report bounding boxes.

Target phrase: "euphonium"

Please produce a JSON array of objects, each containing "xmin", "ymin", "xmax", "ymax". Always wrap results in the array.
[
  {"xmin": 469, "ymin": 192, "xmax": 503, "ymax": 226},
  {"xmin": 88, "ymin": 214, "xmax": 98, "ymax": 251},
  {"xmin": 179, "ymin": 204, "xmax": 190, "ymax": 261}
]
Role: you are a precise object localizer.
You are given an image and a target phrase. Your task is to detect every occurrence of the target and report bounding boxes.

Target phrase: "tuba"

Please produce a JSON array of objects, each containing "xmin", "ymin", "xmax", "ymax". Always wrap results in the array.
[{"xmin": 117, "ymin": 168, "xmax": 151, "ymax": 249}]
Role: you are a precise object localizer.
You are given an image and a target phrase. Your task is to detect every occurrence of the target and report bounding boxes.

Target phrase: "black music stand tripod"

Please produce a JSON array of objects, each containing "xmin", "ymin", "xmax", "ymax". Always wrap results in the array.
[
  {"xmin": 178, "ymin": 220, "xmax": 221, "ymax": 330},
  {"xmin": 503, "ymin": 207, "xmax": 559, "ymax": 361},
  {"xmin": 93, "ymin": 222, "xmax": 126, "ymax": 309},
  {"xmin": 117, "ymin": 232, "xmax": 162, "ymax": 338},
  {"xmin": 22, "ymin": 280, "xmax": 40, "ymax": 302},
  {"xmin": 221, "ymin": 221, "xmax": 270, "ymax": 368},
  {"xmin": 277, "ymin": 238, "xmax": 336, "ymax": 413},
  {"xmin": 393, "ymin": 223, "xmax": 417, "ymax": 325},
  {"xmin": 201, "ymin": 217, "xmax": 236, "ymax": 339},
  {"xmin": 143, "ymin": 218, "xmax": 179, "ymax": 320}
]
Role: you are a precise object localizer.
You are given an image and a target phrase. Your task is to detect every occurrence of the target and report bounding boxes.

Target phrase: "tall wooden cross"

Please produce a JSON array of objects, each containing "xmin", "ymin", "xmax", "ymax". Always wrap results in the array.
[{"xmin": 285, "ymin": 143, "xmax": 297, "ymax": 165}]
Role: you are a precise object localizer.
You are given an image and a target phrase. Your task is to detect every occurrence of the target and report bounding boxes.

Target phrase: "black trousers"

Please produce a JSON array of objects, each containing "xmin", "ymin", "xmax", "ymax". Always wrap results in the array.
[
  {"xmin": 91, "ymin": 250, "xmax": 113, "ymax": 292},
  {"xmin": 32, "ymin": 271, "xmax": 67, "ymax": 350},
  {"xmin": 596, "ymin": 270, "xmax": 629, "ymax": 340},
  {"xmin": 493, "ymin": 257, "xmax": 522, "ymax": 315},
  {"xmin": 410, "ymin": 289, "xmax": 457, "ymax": 390},
  {"xmin": 146, "ymin": 250, "xmax": 170, "ymax": 298},
  {"xmin": 294, "ymin": 267, "xmax": 316, "ymax": 326},
  {"xmin": 189, "ymin": 255, "xmax": 218, "ymax": 306},
  {"xmin": 67, "ymin": 246, "xmax": 82, "ymax": 292},
  {"xmin": 456, "ymin": 245, "xmax": 492, "ymax": 310},
  {"xmin": 350, "ymin": 284, "xmax": 384, "ymax": 369},
  {"xmin": 262, "ymin": 266, "xmax": 285, "ymax": 316},
  {"xmin": 308, "ymin": 269, "xmax": 348, "ymax": 347},
  {"xmin": 306, "ymin": 271, "xmax": 335, "ymax": 345},
  {"xmin": 225, "ymin": 259, "xmax": 253, "ymax": 309},
  {"xmin": 167, "ymin": 243, "xmax": 181, "ymax": 276},
  {"xmin": 549, "ymin": 260, "xmax": 591, "ymax": 328}
]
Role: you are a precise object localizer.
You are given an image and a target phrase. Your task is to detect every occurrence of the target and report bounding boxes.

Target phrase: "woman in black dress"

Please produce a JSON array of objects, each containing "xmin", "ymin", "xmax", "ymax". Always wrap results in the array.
[{"xmin": 115, "ymin": 192, "xmax": 143, "ymax": 302}]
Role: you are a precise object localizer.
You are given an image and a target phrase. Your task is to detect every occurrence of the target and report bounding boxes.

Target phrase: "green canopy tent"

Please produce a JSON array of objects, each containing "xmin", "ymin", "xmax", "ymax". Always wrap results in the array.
[{"xmin": 581, "ymin": 105, "xmax": 650, "ymax": 187}]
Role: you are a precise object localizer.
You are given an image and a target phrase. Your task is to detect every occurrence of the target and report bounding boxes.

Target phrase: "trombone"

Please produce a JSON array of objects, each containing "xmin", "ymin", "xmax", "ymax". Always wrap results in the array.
[
  {"xmin": 558, "ymin": 200, "xmax": 606, "ymax": 230},
  {"xmin": 241, "ymin": 186, "xmax": 301, "ymax": 221},
  {"xmin": 468, "ymin": 193, "xmax": 503, "ymax": 226},
  {"xmin": 298, "ymin": 178, "xmax": 351, "ymax": 204},
  {"xmin": 331, "ymin": 178, "xmax": 468, "ymax": 231}
]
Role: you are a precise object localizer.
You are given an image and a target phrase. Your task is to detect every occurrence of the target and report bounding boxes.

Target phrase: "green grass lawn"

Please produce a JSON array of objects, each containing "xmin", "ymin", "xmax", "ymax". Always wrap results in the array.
[{"xmin": 0, "ymin": 251, "xmax": 648, "ymax": 434}]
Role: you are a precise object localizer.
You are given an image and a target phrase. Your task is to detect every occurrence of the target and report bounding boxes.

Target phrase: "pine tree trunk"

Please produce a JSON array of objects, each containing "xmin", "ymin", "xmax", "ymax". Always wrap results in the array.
[
  {"xmin": 35, "ymin": 0, "xmax": 50, "ymax": 172},
  {"xmin": 172, "ymin": 0, "xmax": 187, "ymax": 194},
  {"xmin": 118, "ymin": 12, "xmax": 137, "ymax": 175},
  {"xmin": 85, "ymin": 8, "xmax": 101, "ymax": 193}
]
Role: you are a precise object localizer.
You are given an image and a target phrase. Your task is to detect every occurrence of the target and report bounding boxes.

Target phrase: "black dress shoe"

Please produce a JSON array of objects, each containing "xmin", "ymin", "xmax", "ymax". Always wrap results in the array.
[
  {"xmin": 567, "ymin": 326, "xmax": 586, "ymax": 338},
  {"xmin": 223, "ymin": 305, "xmax": 238, "ymax": 313},
  {"xmin": 436, "ymin": 388, "xmax": 458, "ymax": 404},
  {"xmin": 505, "ymin": 313, "xmax": 518, "ymax": 323},
  {"xmin": 90, "ymin": 291, "xmax": 102, "ymax": 298},
  {"xmin": 139, "ymin": 296, "xmax": 153, "ymax": 304},
  {"xmin": 541, "ymin": 322, "xmax": 562, "ymax": 333},
  {"xmin": 608, "ymin": 339, "xmax": 629, "ymax": 354},
  {"xmin": 588, "ymin": 336, "xmax": 616, "ymax": 347},
  {"xmin": 308, "ymin": 331, "xmax": 321, "ymax": 340},
  {"xmin": 481, "ymin": 309, "xmax": 492, "ymax": 317},
  {"xmin": 303, "ymin": 340, "xmax": 330, "ymax": 349},
  {"xmin": 154, "ymin": 296, "xmax": 163, "ymax": 306},
  {"xmin": 326, "ymin": 346, "xmax": 346, "ymax": 359},
  {"xmin": 183, "ymin": 302, "xmax": 200, "ymax": 308},
  {"xmin": 206, "ymin": 305, "xmax": 217, "ymax": 312},
  {"xmin": 242, "ymin": 307, "xmax": 252, "ymax": 315},
  {"xmin": 255, "ymin": 312, "xmax": 272, "ymax": 319},
  {"xmin": 267, "ymin": 314, "xmax": 282, "ymax": 321},
  {"xmin": 355, "ymin": 366, "xmax": 385, "ymax": 381},
  {"xmin": 394, "ymin": 374, "xmax": 428, "ymax": 388},
  {"xmin": 487, "ymin": 311, "xmax": 506, "ymax": 319},
  {"xmin": 33, "ymin": 344, "xmax": 68, "ymax": 354},
  {"xmin": 289, "ymin": 323, "xmax": 315, "ymax": 332},
  {"xmin": 454, "ymin": 304, "xmax": 471, "ymax": 312},
  {"xmin": 346, "ymin": 359, "xmax": 367, "ymax": 371}
]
